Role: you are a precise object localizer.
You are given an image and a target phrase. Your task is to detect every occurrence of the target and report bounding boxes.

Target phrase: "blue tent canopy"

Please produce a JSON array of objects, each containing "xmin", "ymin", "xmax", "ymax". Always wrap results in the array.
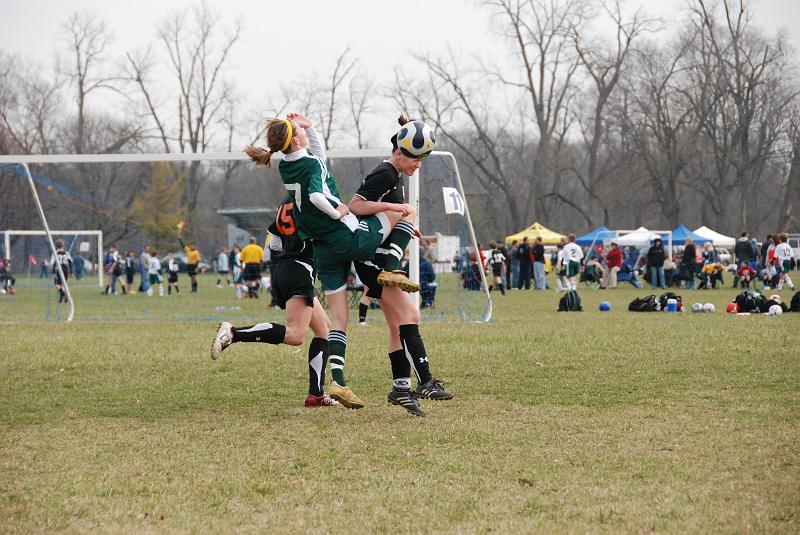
[
  {"xmin": 660, "ymin": 225, "xmax": 707, "ymax": 245},
  {"xmin": 576, "ymin": 226, "xmax": 615, "ymax": 246}
]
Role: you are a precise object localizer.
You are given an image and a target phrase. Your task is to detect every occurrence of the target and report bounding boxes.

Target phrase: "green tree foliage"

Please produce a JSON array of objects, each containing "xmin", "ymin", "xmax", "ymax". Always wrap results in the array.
[{"xmin": 128, "ymin": 162, "xmax": 188, "ymax": 250}]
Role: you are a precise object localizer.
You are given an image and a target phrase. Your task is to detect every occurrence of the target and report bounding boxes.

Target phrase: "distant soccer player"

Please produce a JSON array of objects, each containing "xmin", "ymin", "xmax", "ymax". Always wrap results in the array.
[
  {"xmin": 147, "ymin": 250, "xmax": 164, "ymax": 297},
  {"xmin": 51, "ymin": 239, "xmax": 73, "ymax": 303},
  {"xmin": 486, "ymin": 241, "xmax": 506, "ymax": 295},
  {"xmin": 774, "ymin": 233, "xmax": 796, "ymax": 291},
  {"xmin": 239, "ymin": 237, "xmax": 264, "ymax": 299},
  {"xmin": 177, "ymin": 229, "xmax": 201, "ymax": 293},
  {"xmin": 212, "ymin": 197, "xmax": 339, "ymax": 407},
  {"xmin": 562, "ymin": 234, "xmax": 584, "ymax": 291},
  {"xmin": 167, "ymin": 253, "xmax": 180, "ymax": 295}
]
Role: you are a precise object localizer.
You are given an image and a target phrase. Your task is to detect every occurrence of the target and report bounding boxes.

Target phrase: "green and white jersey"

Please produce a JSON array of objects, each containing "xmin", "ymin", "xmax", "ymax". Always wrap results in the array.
[{"xmin": 278, "ymin": 127, "xmax": 358, "ymax": 241}]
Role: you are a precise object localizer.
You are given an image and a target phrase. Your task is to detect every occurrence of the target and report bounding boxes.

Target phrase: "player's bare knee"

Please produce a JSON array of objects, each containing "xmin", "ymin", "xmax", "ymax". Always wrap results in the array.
[{"xmin": 283, "ymin": 328, "xmax": 305, "ymax": 346}]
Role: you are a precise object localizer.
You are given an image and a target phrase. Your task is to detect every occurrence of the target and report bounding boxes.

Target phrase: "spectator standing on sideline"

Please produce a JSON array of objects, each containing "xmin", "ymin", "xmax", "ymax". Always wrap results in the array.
[
  {"xmin": 553, "ymin": 243, "xmax": 567, "ymax": 291},
  {"xmin": 532, "ymin": 236, "xmax": 546, "ymax": 290},
  {"xmin": 139, "ymin": 246, "xmax": 151, "ymax": 294},
  {"xmin": 647, "ymin": 238, "xmax": 666, "ymax": 289},
  {"xmin": 216, "ymin": 247, "xmax": 230, "ymax": 288},
  {"xmin": 682, "ymin": 238, "xmax": 697, "ymax": 289},
  {"xmin": 735, "ymin": 231, "xmax": 755, "ymax": 265},
  {"xmin": 600, "ymin": 242, "xmax": 622, "ymax": 289},
  {"xmin": 517, "ymin": 236, "xmax": 532, "ymax": 290},
  {"xmin": 509, "ymin": 240, "xmax": 520, "ymax": 289}
]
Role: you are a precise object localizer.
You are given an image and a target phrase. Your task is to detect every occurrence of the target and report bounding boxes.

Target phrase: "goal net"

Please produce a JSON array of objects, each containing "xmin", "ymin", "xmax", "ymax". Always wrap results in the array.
[{"xmin": 0, "ymin": 152, "xmax": 491, "ymax": 324}]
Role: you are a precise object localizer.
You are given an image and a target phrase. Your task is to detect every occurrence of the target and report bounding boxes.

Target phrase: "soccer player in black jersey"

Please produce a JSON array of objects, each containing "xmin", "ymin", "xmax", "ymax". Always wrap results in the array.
[
  {"xmin": 347, "ymin": 115, "xmax": 453, "ymax": 416},
  {"xmin": 211, "ymin": 198, "xmax": 341, "ymax": 408}
]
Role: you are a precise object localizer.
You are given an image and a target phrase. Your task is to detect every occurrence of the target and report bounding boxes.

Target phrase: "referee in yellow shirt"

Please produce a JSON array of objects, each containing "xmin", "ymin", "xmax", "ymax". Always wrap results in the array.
[{"xmin": 240, "ymin": 236, "xmax": 265, "ymax": 299}]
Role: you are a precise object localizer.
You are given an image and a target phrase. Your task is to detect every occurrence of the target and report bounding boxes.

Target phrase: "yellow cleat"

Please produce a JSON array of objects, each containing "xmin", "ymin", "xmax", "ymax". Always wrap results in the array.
[
  {"xmin": 377, "ymin": 270, "xmax": 420, "ymax": 293},
  {"xmin": 328, "ymin": 381, "xmax": 365, "ymax": 409}
]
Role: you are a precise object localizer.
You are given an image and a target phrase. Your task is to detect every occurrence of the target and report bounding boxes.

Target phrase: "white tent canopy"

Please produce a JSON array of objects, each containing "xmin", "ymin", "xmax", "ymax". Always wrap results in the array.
[
  {"xmin": 693, "ymin": 226, "xmax": 736, "ymax": 248},
  {"xmin": 616, "ymin": 227, "xmax": 661, "ymax": 247}
]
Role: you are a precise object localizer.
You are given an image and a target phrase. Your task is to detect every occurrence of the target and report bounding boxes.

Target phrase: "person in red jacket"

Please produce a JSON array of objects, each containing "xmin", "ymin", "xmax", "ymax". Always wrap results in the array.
[{"xmin": 600, "ymin": 242, "xmax": 623, "ymax": 289}]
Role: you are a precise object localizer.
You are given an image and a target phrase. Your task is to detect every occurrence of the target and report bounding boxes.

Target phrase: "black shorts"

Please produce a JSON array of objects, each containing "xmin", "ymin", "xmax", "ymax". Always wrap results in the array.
[
  {"xmin": 168, "ymin": 271, "xmax": 178, "ymax": 283},
  {"xmin": 53, "ymin": 271, "xmax": 69, "ymax": 286},
  {"xmin": 244, "ymin": 263, "xmax": 261, "ymax": 282},
  {"xmin": 492, "ymin": 266, "xmax": 502, "ymax": 277},
  {"xmin": 187, "ymin": 263, "xmax": 198, "ymax": 277},
  {"xmin": 126, "ymin": 272, "xmax": 135, "ymax": 284},
  {"xmin": 354, "ymin": 261, "xmax": 384, "ymax": 299},
  {"xmin": 272, "ymin": 259, "xmax": 316, "ymax": 309}
]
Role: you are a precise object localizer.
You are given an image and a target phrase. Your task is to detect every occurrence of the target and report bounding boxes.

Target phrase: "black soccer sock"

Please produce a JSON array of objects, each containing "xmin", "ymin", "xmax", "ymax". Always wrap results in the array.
[
  {"xmin": 168, "ymin": 285, "xmax": 172, "ymax": 295},
  {"xmin": 358, "ymin": 303, "xmax": 368, "ymax": 323},
  {"xmin": 191, "ymin": 280, "xmax": 198, "ymax": 292},
  {"xmin": 231, "ymin": 322, "xmax": 286, "ymax": 344},
  {"xmin": 399, "ymin": 324, "xmax": 432, "ymax": 384},
  {"xmin": 328, "ymin": 330, "xmax": 348, "ymax": 386},
  {"xmin": 175, "ymin": 285, "xmax": 180, "ymax": 294},
  {"xmin": 388, "ymin": 349, "xmax": 412, "ymax": 391},
  {"xmin": 308, "ymin": 337, "xmax": 328, "ymax": 397},
  {"xmin": 383, "ymin": 221, "xmax": 414, "ymax": 271}
]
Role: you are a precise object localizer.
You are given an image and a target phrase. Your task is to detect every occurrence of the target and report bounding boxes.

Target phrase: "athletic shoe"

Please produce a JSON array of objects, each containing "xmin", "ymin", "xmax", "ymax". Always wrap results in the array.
[
  {"xmin": 387, "ymin": 388, "xmax": 426, "ymax": 416},
  {"xmin": 304, "ymin": 394, "xmax": 340, "ymax": 407},
  {"xmin": 328, "ymin": 381, "xmax": 365, "ymax": 409},
  {"xmin": 377, "ymin": 270, "xmax": 420, "ymax": 293},
  {"xmin": 211, "ymin": 321, "xmax": 233, "ymax": 360},
  {"xmin": 358, "ymin": 321, "xmax": 367, "ymax": 326},
  {"xmin": 415, "ymin": 378, "xmax": 453, "ymax": 400}
]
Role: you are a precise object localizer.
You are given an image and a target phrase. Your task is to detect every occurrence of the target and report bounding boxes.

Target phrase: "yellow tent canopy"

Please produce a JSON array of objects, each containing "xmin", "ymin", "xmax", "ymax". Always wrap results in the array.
[{"xmin": 505, "ymin": 222, "xmax": 566, "ymax": 245}]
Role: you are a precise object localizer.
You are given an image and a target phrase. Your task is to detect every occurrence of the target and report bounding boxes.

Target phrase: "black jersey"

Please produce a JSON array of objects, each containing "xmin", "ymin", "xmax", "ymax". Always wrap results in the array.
[
  {"xmin": 354, "ymin": 161, "xmax": 405, "ymax": 204},
  {"xmin": 268, "ymin": 199, "xmax": 314, "ymax": 263}
]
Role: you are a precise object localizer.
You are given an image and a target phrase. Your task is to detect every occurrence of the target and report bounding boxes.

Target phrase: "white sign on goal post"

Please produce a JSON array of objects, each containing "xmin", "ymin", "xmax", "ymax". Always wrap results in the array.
[{"xmin": 0, "ymin": 149, "xmax": 492, "ymax": 323}]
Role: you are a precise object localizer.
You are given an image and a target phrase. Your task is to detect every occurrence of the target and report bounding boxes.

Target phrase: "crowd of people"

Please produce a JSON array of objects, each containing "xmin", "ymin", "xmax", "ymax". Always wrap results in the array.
[{"xmin": 458, "ymin": 229, "xmax": 796, "ymax": 294}]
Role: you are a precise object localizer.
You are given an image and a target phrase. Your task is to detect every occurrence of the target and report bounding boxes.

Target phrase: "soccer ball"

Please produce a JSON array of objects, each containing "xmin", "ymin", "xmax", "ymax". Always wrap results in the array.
[
  {"xmin": 396, "ymin": 121, "xmax": 436, "ymax": 159},
  {"xmin": 599, "ymin": 301, "xmax": 610, "ymax": 311},
  {"xmin": 0, "ymin": 289, "xmax": 6, "ymax": 295},
  {"xmin": 691, "ymin": 303, "xmax": 703, "ymax": 313},
  {"xmin": 703, "ymin": 303, "xmax": 715, "ymax": 313},
  {"xmin": 768, "ymin": 304, "xmax": 783, "ymax": 316}
]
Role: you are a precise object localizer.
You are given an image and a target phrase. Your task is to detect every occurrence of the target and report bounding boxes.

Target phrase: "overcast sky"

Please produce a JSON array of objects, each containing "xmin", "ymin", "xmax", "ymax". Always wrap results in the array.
[{"xmin": 2, "ymin": 0, "xmax": 799, "ymax": 146}]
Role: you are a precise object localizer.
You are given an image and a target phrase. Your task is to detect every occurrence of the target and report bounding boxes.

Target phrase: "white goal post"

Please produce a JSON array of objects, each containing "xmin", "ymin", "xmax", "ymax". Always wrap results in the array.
[
  {"xmin": 2, "ymin": 230, "xmax": 104, "ymax": 288},
  {"xmin": 0, "ymin": 150, "xmax": 492, "ymax": 323}
]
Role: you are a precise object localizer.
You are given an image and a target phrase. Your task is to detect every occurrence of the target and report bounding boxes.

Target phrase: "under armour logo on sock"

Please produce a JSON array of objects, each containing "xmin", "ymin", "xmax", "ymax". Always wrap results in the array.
[{"xmin": 418, "ymin": 357, "xmax": 428, "ymax": 363}]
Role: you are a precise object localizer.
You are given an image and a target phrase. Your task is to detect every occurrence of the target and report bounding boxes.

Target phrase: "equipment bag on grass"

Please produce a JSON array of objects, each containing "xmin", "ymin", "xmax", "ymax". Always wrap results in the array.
[
  {"xmin": 629, "ymin": 295, "xmax": 658, "ymax": 312},
  {"xmin": 734, "ymin": 289, "xmax": 767, "ymax": 313},
  {"xmin": 791, "ymin": 291, "xmax": 800, "ymax": 312},
  {"xmin": 558, "ymin": 290, "xmax": 582, "ymax": 312}
]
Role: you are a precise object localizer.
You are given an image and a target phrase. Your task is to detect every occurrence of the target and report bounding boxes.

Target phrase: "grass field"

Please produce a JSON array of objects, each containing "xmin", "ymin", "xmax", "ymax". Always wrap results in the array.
[{"xmin": 1, "ymin": 275, "xmax": 799, "ymax": 533}]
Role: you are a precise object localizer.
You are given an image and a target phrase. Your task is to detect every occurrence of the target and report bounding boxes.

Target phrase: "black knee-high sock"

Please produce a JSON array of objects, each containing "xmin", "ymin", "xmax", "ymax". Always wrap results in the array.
[
  {"xmin": 191, "ymin": 280, "xmax": 197, "ymax": 292},
  {"xmin": 175, "ymin": 285, "xmax": 180, "ymax": 294},
  {"xmin": 358, "ymin": 303, "xmax": 368, "ymax": 323},
  {"xmin": 328, "ymin": 330, "xmax": 348, "ymax": 386},
  {"xmin": 232, "ymin": 322, "xmax": 286, "ymax": 344},
  {"xmin": 308, "ymin": 337, "xmax": 328, "ymax": 397},
  {"xmin": 168, "ymin": 285, "xmax": 172, "ymax": 295},
  {"xmin": 383, "ymin": 221, "xmax": 414, "ymax": 271},
  {"xmin": 399, "ymin": 324, "xmax": 432, "ymax": 384},
  {"xmin": 389, "ymin": 349, "xmax": 411, "ymax": 391}
]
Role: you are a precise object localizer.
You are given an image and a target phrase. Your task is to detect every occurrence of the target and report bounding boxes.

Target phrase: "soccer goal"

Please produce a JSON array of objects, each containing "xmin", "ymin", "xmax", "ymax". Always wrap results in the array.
[{"xmin": 0, "ymin": 151, "xmax": 491, "ymax": 324}]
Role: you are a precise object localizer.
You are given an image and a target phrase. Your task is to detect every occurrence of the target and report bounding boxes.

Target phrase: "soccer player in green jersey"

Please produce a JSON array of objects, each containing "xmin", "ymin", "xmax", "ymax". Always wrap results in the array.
[{"xmin": 245, "ymin": 113, "xmax": 419, "ymax": 409}]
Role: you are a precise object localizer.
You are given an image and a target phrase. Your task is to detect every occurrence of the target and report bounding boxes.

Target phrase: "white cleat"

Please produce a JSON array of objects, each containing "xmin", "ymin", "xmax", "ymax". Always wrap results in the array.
[{"xmin": 211, "ymin": 321, "xmax": 233, "ymax": 360}]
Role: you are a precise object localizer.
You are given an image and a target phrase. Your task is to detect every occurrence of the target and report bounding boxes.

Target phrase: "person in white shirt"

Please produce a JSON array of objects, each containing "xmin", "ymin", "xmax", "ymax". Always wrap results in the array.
[
  {"xmin": 774, "ymin": 233, "xmax": 796, "ymax": 291},
  {"xmin": 167, "ymin": 253, "xmax": 180, "ymax": 295},
  {"xmin": 216, "ymin": 247, "xmax": 230, "ymax": 288},
  {"xmin": 553, "ymin": 242, "xmax": 567, "ymax": 292},
  {"xmin": 147, "ymin": 251, "xmax": 164, "ymax": 297},
  {"xmin": 561, "ymin": 234, "xmax": 584, "ymax": 291}
]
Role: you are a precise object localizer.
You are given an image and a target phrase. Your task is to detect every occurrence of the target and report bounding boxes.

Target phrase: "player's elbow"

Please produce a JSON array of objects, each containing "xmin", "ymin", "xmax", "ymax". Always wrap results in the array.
[{"xmin": 348, "ymin": 197, "xmax": 369, "ymax": 216}]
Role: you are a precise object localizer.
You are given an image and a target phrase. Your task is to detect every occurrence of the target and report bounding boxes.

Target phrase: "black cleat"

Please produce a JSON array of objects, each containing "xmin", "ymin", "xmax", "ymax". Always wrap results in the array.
[
  {"xmin": 388, "ymin": 388, "xmax": 426, "ymax": 416},
  {"xmin": 415, "ymin": 378, "xmax": 453, "ymax": 400}
]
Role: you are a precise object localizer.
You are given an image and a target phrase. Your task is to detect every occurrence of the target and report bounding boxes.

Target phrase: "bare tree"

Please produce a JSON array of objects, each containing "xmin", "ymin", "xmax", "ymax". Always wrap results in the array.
[
  {"xmin": 124, "ymin": 4, "xmax": 242, "ymax": 211},
  {"xmin": 687, "ymin": 0, "xmax": 796, "ymax": 230},
  {"xmin": 572, "ymin": 0, "xmax": 653, "ymax": 226}
]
